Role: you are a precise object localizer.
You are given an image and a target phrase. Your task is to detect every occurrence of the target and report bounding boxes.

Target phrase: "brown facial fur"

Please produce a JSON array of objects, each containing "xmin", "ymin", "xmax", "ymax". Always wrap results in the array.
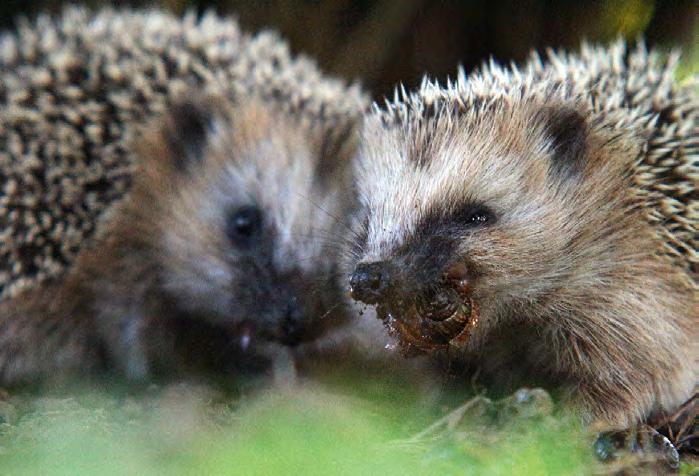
[{"xmin": 352, "ymin": 62, "xmax": 697, "ymax": 427}]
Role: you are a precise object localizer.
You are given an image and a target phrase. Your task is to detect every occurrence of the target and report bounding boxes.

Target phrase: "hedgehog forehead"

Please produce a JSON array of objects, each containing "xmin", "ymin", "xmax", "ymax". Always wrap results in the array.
[
  {"xmin": 205, "ymin": 119, "xmax": 314, "ymax": 206},
  {"xmin": 207, "ymin": 119, "xmax": 336, "ymax": 272},
  {"xmin": 357, "ymin": 108, "xmax": 545, "ymax": 260}
]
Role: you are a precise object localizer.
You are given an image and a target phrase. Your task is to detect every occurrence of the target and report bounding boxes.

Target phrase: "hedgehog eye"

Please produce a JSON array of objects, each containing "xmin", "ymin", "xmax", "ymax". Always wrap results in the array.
[
  {"xmin": 226, "ymin": 206, "xmax": 262, "ymax": 246},
  {"xmin": 462, "ymin": 206, "xmax": 493, "ymax": 227}
]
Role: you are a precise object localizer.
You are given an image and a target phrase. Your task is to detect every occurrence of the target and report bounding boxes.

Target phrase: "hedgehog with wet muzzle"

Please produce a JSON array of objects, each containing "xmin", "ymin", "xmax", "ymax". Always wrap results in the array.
[
  {"xmin": 348, "ymin": 42, "xmax": 697, "ymax": 427},
  {"xmin": 0, "ymin": 7, "xmax": 365, "ymax": 384}
]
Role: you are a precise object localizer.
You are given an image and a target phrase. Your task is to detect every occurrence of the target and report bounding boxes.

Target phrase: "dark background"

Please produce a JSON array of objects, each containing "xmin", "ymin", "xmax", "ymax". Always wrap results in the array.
[{"xmin": 1, "ymin": 0, "xmax": 696, "ymax": 99}]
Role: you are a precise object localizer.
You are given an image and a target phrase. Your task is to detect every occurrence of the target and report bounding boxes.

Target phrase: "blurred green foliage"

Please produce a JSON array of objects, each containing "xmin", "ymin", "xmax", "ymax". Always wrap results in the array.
[
  {"xmin": 676, "ymin": 25, "xmax": 699, "ymax": 80},
  {"xmin": 598, "ymin": 0, "xmax": 654, "ymax": 38},
  {"xmin": 0, "ymin": 384, "xmax": 595, "ymax": 476}
]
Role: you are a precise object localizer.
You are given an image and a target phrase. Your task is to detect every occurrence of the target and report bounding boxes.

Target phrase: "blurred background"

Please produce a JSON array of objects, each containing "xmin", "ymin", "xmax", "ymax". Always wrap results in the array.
[{"xmin": 0, "ymin": 0, "xmax": 696, "ymax": 99}]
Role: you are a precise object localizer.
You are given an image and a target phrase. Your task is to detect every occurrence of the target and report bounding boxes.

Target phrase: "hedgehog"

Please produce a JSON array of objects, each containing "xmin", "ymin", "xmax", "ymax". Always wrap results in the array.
[
  {"xmin": 347, "ymin": 41, "xmax": 697, "ymax": 427},
  {"xmin": 0, "ymin": 7, "xmax": 365, "ymax": 384}
]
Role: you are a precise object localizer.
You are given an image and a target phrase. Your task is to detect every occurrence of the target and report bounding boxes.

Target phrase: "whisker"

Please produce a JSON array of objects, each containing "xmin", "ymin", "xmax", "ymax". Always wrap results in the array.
[
  {"xmin": 289, "ymin": 228, "xmax": 358, "ymax": 250},
  {"xmin": 292, "ymin": 190, "xmax": 364, "ymax": 243},
  {"xmin": 317, "ymin": 302, "xmax": 341, "ymax": 321}
]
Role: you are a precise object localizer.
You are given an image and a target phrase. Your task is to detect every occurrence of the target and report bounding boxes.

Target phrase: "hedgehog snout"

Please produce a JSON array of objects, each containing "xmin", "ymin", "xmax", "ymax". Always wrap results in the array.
[{"xmin": 349, "ymin": 261, "xmax": 395, "ymax": 305}]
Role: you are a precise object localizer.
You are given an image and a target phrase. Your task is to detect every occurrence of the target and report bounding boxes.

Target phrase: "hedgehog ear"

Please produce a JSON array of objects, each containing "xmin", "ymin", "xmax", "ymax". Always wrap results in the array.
[
  {"xmin": 161, "ymin": 98, "xmax": 218, "ymax": 172},
  {"xmin": 537, "ymin": 105, "xmax": 589, "ymax": 180}
]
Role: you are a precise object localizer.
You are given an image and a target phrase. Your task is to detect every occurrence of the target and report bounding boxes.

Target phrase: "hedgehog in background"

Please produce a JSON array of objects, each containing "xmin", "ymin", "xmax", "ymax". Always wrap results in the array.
[
  {"xmin": 348, "ymin": 42, "xmax": 697, "ymax": 426},
  {"xmin": 0, "ymin": 7, "xmax": 365, "ymax": 384}
]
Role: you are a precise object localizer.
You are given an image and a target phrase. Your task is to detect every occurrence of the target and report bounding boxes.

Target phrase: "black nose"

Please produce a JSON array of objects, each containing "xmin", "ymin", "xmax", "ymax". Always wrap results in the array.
[
  {"xmin": 349, "ymin": 262, "xmax": 392, "ymax": 304},
  {"xmin": 280, "ymin": 299, "xmax": 305, "ymax": 346}
]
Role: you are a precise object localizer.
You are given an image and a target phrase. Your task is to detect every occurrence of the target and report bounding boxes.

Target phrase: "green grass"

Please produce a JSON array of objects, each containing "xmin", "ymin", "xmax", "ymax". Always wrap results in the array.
[{"xmin": 0, "ymin": 381, "xmax": 597, "ymax": 476}]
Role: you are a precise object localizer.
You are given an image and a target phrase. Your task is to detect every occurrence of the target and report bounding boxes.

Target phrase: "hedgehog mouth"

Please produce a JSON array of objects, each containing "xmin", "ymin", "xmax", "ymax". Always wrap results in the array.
[{"xmin": 376, "ymin": 271, "xmax": 479, "ymax": 354}]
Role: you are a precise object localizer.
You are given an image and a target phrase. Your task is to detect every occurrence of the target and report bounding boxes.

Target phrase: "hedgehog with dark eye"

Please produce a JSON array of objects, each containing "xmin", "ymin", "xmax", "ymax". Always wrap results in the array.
[
  {"xmin": 0, "ymin": 7, "xmax": 365, "ymax": 385},
  {"xmin": 348, "ymin": 41, "xmax": 697, "ymax": 427}
]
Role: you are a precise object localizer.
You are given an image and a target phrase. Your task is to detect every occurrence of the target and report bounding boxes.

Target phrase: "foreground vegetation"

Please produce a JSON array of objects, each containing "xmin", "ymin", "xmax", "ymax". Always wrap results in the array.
[{"xmin": 0, "ymin": 381, "xmax": 596, "ymax": 476}]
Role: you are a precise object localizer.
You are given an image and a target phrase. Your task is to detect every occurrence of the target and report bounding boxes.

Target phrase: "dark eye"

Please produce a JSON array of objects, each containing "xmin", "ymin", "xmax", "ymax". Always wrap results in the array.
[
  {"xmin": 226, "ymin": 206, "xmax": 262, "ymax": 246},
  {"xmin": 463, "ymin": 206, "xmax": 493, "ymax": 227}
]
